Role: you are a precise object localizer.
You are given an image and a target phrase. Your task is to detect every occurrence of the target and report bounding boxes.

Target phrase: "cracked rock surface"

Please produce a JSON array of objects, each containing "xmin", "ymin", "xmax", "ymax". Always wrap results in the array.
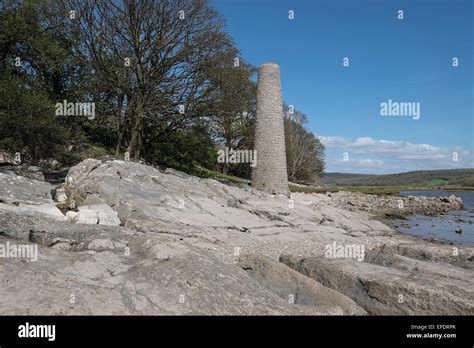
[{"xmin": 0, "ymin": 158, "xmax": 472, "ymax": 314}]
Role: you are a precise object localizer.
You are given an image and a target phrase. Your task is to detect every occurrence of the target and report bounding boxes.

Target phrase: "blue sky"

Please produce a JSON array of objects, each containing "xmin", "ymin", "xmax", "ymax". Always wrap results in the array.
[{"xmin": 213, "ymin": 0, "xmax": 473, "ymax": 174}]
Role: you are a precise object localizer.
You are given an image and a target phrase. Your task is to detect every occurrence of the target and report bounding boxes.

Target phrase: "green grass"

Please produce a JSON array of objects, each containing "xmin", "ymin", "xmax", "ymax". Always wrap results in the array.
[
  {"xmin": 341, "ymin": 186, "xmax": 403, "ymax": 194},
  {"xmin": 290, "ymin": 184, "xmax": 474, "ymax": 195},
  {"xmin": 425, "ymin": 179, "xmax": 448, "ymax": 187},
  {"xmin": 288, "ymin": 184, "xmax": 410, "ymax": 195},
  {"xmin": 443, "ymin": 186, "xmax": 474, "ymax": 191},
  {"xmin": 192, "ymin": 167, "xmax": 474, "ymax": 194},
  {"xmin": 195, "ymin": 167, "xmax": 250, "ymax": 185},
  {"xmin": 336, "ymin": 185, "xmax": 474, "ymax": 194}
]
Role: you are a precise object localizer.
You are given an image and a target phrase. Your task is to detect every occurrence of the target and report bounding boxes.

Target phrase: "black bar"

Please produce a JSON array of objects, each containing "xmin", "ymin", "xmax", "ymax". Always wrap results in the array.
[{"xmin": 0, "ymin": 316, "xmax": 472, "ymax": 346}]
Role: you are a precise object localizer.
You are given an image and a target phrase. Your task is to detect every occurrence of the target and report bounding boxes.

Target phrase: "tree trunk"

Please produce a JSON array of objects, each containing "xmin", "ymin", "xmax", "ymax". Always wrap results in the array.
[{"xmin": 127, "ymin": 94, "xmax": 143, "ymax": 159}]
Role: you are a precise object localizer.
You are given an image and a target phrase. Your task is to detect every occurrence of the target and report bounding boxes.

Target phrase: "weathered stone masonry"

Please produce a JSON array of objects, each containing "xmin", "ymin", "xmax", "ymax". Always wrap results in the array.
[{"xmin": 252, "ymin": 63, "xmax": 288, "ymax": 195}]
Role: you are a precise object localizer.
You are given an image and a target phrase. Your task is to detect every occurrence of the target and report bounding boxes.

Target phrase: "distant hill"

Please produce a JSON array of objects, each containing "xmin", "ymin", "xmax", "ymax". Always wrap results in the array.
[{"xmin": 321, "ymin": 169, "xmax": 474, "ymax": 187}]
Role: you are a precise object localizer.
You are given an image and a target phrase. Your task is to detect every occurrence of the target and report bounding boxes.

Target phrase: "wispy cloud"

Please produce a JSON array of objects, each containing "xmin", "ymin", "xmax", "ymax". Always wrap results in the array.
[
  {"xmin": 335, "ymin": 158, "xmax": 384, "ymax": 168},
  {"xmin": 319, "ymin": 136, "xmax": 473, "ymax": 173}
]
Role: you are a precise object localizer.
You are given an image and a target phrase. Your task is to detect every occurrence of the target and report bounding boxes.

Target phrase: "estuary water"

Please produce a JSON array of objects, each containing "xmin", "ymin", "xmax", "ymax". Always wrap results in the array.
[{"xmin": 391, "ymin": 191, "xmax": 474, "ymax": 245}]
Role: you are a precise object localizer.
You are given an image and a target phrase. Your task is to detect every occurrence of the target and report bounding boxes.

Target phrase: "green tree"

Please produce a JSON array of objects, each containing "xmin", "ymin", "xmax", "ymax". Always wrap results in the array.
[
  {"xmin": 198, "ymin": 47, "xmax": 256, "ymax": 177},
  {"xmin": 283, "ymin": 104, "xmax": 325, "ymax": 184},
  {"xmin": 61, "ymin": 0, "xmax": 233, "ymax": 161},
  {"xmin": 0, "ymin": 0, "xmax": 75, "ymax": 163}
]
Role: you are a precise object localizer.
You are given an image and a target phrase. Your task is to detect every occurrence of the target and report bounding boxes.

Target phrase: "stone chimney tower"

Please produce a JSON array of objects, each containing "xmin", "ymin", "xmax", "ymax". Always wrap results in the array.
[{"xmin": 252, "ymin": 63, "xmax": 288, "ymax": 195}]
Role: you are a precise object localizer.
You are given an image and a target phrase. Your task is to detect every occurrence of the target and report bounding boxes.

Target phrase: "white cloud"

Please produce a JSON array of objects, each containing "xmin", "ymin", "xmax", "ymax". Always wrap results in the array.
[
  {"xmin": 319, "ymin": 135, "xmax": 473, "ymax": 173},
  {"xmin": 357, "ymin": 159, "xmax": 385, "ymax": 167},
  {"xmin": 318, "ymin": 136, "xmax": 348, "ymax": 148},
  {"xmin": 320, "ymin": 136, "xmax": 450, "ymax": 160},
  {"xmin": 335, "ymin": 158, "xmax": 384, "ymax": 167},
  {"xmin": 351, "ymin": 137, "xmax": 375, "ymax": 147}
]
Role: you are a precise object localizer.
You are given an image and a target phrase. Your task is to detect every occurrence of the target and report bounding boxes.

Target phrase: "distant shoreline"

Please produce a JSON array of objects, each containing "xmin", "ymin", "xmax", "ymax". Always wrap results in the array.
[
  {"xmin": 289, "ymin": 184, "xmax": 474, "ymax": 195},
  {"xmin": 321, "ymin": 168, "xmax": 474, "ymax": 190}
]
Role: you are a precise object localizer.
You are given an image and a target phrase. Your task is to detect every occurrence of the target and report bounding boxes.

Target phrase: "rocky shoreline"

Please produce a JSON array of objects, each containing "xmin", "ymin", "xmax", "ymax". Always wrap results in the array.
[
  {"xmin": 0, "ymin": 158, "xmax": 472, "ymax": 315},
  {"xmin": 317, "ymin": 191, "xmax": 464, "ymax": 218},
  {"xmin": 307, "ymin": 190, "xmax": 469, "ymax": 245}
]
